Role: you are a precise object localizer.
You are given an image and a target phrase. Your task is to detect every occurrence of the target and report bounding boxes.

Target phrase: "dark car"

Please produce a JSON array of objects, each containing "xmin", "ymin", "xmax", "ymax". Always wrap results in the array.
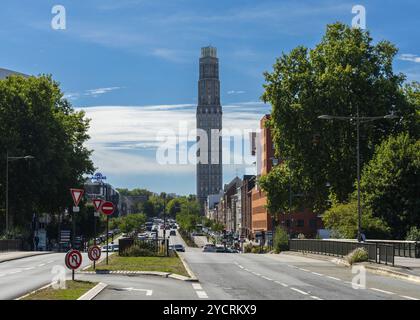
[
  {"xmin": 169, "ymin": 230, "xmax": 176, "ymax": 236},
  {"xmin": 174, "ymin": 244, "xmax": 185, "ymax": 252}
]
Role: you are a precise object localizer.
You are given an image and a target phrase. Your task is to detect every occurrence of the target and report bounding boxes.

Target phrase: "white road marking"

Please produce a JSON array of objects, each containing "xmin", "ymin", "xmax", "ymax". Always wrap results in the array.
[
  {"xmin": 37, "ymin": 264, "xmax": 46, "ymax": 267},
  {"xmin": 47, "ymin": 260, "xmax": 55, "ymax": 264},
  {"xmin": 370, "ymin": 288, "xmax": 395, "ymax": 295},
  {"xmin": 327, "ymin": 276, "xmax": 341, "ymax": 281},
  {"xmin": 192, "ymin": 283, "xmax": 202, "ymax": 290},
  {"xmin": 310, "ymin": 296, "xmax": 323, "ymax": 300},
  {"xmin": 8, "ymin": 270, "xmax": 21, "ymax": 274},
  {"xmin": 400, "ymin": 295, "xmax": 419, "ymax": 301},
  {"xmin": 196, "ymin": 291, "xmax": 208, "ymax": 299},
  {"xmin": 290, "ymin": 287, "xmax": 309, "ymax": 295},
  {"xmin": 0, "ymin": 274, "xmax": 5, "ymax": 277},
  {"xmin": 261, "ymin": 276, "xmax": 273, "ymax": 281},
  {"xmin": 238, "ymin": 265, "xmax": 244, "ymax": 269},
  {"xmin": 299, "ymin": 268, "xmax": 310, "ymax": 272},
  {"xmin": 275, "ymin": 281, "xmax": 289, "ymax": 287},
  {"xmin": 252, "ymin": 272, "xmax": 261, "ymax": 276},
  {"xmin": 244, "ymin": 268, "xmax": 251, "ymax": 272},
  {"xmin": 311, "ymin": 272, "xmax": 324, "ymax": 276},
  {"xmin": 24, "ymin": 267, "xmax": 35, "ymax": 271}
]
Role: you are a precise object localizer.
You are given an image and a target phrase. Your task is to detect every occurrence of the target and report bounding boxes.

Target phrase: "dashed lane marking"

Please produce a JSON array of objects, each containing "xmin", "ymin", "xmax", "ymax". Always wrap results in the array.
[
  {"xmin": 196, "ymin": 291, "xmax": 208, "ymax": 299},
  {"xmin": 311, "ymin": 272, "xmax": 324, "ymax": 276},
  {"xmin": 299, "ymin": 268, "xmax": 310, "ymax": 272},
  {"xmin": 290, "ymin": 287, "xmax": 309, "ymax": 295},
  {"xmin": 261, "ymin": 276, "xmax": 273, "ymax": 281},
  {"xmin": 327, "ymin": 276, "xmax": 341, "ymax": 281},
  {"xmin": 274, "ymin": 281, "xmax": 289, "ymax": 287},
  {"xmin": 370, "ymin": 288, "xmax": 395, "ymax": 295},
  {"xmin": 310, "ymin": 296, "xmax": 323, "ymax": 300},
  {"xmin": 192, "ymin": 283, "xmax": 202, "ymax": 290},
  {"xmin": 37, "ymin": 264, "xmax": 46, "ymax": 267}
]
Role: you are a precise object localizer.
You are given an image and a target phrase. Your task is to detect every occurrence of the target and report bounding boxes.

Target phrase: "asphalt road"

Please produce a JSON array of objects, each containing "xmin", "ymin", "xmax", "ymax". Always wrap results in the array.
[{"xmin": 0, "ymin": 252, "xmax": 90, "ymax": 300}]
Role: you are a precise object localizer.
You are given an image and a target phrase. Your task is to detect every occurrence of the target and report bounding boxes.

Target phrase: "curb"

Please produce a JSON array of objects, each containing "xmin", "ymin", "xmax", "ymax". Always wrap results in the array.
[
  {"xmin": 0, "ymin": 251, "xmax": 54, "ymax": 264},
  {"xmin": 78, "ymin": 270, "xmax": 170, "ymax": 277},
  {"xmin": 363, "ymin": 264, "xmax": 420, "ymax": 284},
  {"xmin": 77, "ymin": 282, "xmax": 108, "ymax": 300},
  {"xmin": 15, "ymin": 281, "xmax": 57, "ymax": 300},
  {"xmin": 177, "ymin": 252, "xmax": 199, "ymax": 282},
  {"xmin": 82, "ymin": 252, "xmax": 115, "ymax": 271}
]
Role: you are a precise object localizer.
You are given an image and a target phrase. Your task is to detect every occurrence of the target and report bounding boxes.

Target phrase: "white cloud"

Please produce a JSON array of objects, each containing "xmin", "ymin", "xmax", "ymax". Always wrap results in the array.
[
  {"xmin": 77, "ymin": 102, "xmax": 270, "ymax": 176},
  {"xmin": 398, "ymin": 54, "xmax": 420, "ymax": 63},
  {"xmin": 85, "ymin": 87, "xmax": 123, "ymax": 97},
  {"xmin": 227, "ymin": 90, "xmax": 246, "ymax": 95}
]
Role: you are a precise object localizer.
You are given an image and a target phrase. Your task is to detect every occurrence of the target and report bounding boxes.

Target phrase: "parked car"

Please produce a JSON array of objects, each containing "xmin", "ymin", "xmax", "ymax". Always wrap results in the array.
[
  {"xmin": 202, "ymin": 244, "xmax": 216, "ymax": 252},
  {"xmin": 169, "ymin": 230, "xmax": 177, "ymax": 236}
]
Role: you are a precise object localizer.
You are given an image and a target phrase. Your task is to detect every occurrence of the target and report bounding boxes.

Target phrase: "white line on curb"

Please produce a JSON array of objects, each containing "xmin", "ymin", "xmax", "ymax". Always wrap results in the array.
[{"xmin": 370, "ymin": 288, "xmax": 395, "ymax": 295}]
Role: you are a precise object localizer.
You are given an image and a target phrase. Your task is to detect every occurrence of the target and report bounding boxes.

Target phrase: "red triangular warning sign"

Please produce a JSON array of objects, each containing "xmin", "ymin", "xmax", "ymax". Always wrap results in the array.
[
  {"xmin": 93, "ymin": 199, "xmax": 103, "ymax": 211},
  {"xmin": 70, "ymin": 188, "xmax": 84, "ymax": 207}
]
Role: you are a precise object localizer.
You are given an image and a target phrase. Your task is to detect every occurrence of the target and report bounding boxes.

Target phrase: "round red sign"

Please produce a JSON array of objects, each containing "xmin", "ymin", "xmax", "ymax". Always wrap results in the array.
[
  {"xmin": 65, "ymin": 249, "xmax": 82, "ymax": 270},
  {"xmin": 88, "ymin": 245, "xmax": 101, "ymax": 261},
  {"xmin": 101, "ymin": 201, "xmax": 115, "ymax": 215}
]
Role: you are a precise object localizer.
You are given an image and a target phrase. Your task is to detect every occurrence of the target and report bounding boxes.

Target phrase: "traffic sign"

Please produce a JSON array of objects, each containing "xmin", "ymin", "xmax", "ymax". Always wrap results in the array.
[
  {"xmin": 93, "ymin": 199, "xmax": 103, "ymax": 212},
  {"xmin": 88, "ymin": 245, "xmax": 101, "ymax": 261},
  {"xmin": 65, "ymin": 249, "xmax": 82, "ymax": 270},
  {"xmin": 70, "ymin": 188, "xmax": 84, "ymax": 207},
  {"xmin": 101, "ymin": 201, "xmax": 115, "ymax": 215}
]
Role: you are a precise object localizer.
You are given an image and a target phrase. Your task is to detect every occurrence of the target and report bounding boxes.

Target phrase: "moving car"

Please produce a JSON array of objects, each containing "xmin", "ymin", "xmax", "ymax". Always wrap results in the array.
[
  {"xmin": 169, "ymin": 230, "xmax": 176, "ymax": 236},
  {"xmin": 202, "ymin": 244, "xmax": 216, "ymax": 252},
  {"xmin": 173, "ymin": 244, "xmax": 185, "ymax": 252}
]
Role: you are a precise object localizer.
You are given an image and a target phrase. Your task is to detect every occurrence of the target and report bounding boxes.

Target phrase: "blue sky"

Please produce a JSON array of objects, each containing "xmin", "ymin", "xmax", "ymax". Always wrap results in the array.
[{"xmin": 1, "ymin": 0, "xmax": 419, "ymax": 194}]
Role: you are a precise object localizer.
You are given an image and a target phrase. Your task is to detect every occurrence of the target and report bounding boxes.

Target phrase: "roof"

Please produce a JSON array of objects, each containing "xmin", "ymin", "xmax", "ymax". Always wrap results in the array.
[{"xmin": 0, "ymin": 68, "xmax": 28, "ymax": 79}]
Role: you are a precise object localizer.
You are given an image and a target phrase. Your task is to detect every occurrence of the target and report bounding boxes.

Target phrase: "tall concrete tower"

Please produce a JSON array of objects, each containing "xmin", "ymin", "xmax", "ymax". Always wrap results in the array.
[{"xmin": 196, "ymin": 46, "xmax": 223, "ymax": 211}]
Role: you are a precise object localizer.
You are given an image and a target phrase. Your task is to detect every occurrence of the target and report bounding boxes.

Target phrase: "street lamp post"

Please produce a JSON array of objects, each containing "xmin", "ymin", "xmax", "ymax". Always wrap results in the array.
[
  {"xmin": 318, "ymin": 111, "xmax": 398, "ymax": 242},
  {"xmin": 5, "ymin": 151, "xmax": 35, "ymax": 236}
]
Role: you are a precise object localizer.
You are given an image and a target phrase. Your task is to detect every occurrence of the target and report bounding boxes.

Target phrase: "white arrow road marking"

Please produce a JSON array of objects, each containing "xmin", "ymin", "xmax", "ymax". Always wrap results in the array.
[{"xmin": 121, "ymin": 288, "xmax": 153, "ymax": 296}]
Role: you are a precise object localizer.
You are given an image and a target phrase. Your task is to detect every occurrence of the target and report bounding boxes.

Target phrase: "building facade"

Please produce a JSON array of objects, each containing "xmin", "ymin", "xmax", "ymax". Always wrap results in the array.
[{"xmin": 196, "ymin": 46, "xmax": 223, "ymax": 212}]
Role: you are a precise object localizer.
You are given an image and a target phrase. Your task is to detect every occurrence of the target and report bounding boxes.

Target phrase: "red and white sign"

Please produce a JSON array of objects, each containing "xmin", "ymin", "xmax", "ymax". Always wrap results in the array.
[
  {"xmin": 93, "ymin": 199, "xmax": 103, "ymax": 212},
  {"xmin": 65, "ymin": 249, "xmax": 82, "ymax": 270},
  {"xmin": 70, "ymin": 188, "xmax": 84, "ymax": 207},
  {"xmin": 101, "ymin": 201, "xmax": 115, "ymax": 216},
  {"xmin": 88, "ymin": 245, "xmax": 101, "ymax": 261}
]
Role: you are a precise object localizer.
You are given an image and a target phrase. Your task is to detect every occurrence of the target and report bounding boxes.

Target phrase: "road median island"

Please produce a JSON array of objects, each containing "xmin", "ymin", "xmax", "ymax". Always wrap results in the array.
[
  {"xmin": 83, "ymin": 254, "xmax": 190, "ymax": 278},
  {"xmin": 20, "ymin": 280, "xmax": 98, "ymax": 300}
]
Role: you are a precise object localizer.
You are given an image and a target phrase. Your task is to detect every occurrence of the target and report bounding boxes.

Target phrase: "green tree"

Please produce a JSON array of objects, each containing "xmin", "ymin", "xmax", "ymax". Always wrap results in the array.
[
  {"xmin": 0, "ymin": 75, "xmax": 94, "ymax": 236},
  {"xmin": 360, "ymin": 133, "xmax": 419, "ymax": 239},
  {"xmin": 273, "ymin": 227, "xmax": 289, "ymax": 253},
  {"xmin": 261, "ymin": 22, "xmax": 417, "ymax": 214},
  {"xmin": 322, "ymin": 199, "xmax": 390, "ymax": 239}
]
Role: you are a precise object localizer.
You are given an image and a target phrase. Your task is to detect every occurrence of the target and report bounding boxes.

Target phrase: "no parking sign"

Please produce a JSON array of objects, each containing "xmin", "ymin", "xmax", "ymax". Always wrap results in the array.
[
  {"xmin": 88, "ymin": 245, "xmax": 101, "ymax": 261},
  {"xmin": 65, "ymin": 249, "xmax": 82, "ymax": 270}
]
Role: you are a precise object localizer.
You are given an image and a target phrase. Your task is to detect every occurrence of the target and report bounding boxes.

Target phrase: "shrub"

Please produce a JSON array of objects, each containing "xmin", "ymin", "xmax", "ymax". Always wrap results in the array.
[
  {"xmin": 121, "ymin": 245, "xmax": 156, "ymax": 257},
  {"xmin": 297, "ymin": 233, "xmax": 306, "ymax": 239},
  {"xmin": 406, "ymin": 227, "xmax": 420, "ymax": 241},
  {"xmin": 346, "ymin": 247, "xmax": 368, "ymax": 265},
  {"xmin": 244, "ymin": 243, "xmax": 253, "ymax": 253},
  {"xmin": 273, "ymin": 227, "xmax": 289, "ymax": 253}
]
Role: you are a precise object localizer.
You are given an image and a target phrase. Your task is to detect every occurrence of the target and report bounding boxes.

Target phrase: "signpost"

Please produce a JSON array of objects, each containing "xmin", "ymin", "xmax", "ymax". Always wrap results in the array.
[
  {"xmin": 88, "ymin": 245, "xmax": 101, "ymax": 270},
  {"xmin": 65, "ymin": 249, "xmax": 82, "ymax": 280},
  {"xmin": 92, "ymin": 199, "xmax": 103, "ymax": 251},
  {"xmin": 70, "ymin": 188, "xmax": 84, "ymax": 250},
  {"xmin": 100, "ymin": 201, "xmax": 115, "ymax": 265}
]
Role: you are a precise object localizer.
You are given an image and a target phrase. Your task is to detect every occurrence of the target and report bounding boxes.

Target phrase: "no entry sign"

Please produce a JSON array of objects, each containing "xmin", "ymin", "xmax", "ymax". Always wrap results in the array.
[
  {"xmin": 70, "ymin": 188, "xmax": 84, "ymax": 207},
  {"xmin": 101, "ymin": 201, "xmax": 115, "ymax": 215},
  {"xmin": 65, "ymin": 249, "xmax": 82, "ymax": 270},
  {"xmin": 88, "ymin": 245, "xmax": 101, "ymax": 261}
]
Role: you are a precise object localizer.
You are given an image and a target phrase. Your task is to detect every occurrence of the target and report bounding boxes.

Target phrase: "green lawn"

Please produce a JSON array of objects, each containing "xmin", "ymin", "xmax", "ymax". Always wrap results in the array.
[
  {"xmin": 88, "ymin": 254, "xmax": 189, "ymax": 277},
  {"xmin": 23, "ymin": 281, "xmax": 97, "ymax": 300}
]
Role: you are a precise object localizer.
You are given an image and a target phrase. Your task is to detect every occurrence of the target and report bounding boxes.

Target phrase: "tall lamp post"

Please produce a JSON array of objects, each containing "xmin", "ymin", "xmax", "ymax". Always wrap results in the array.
[
  {"xmin": 318, "ymin": 110, "xmax": 398, "ymax": 242},
  {"xmin": 5, "ymin": 152, "xmax": 35, "ymax": 236}
]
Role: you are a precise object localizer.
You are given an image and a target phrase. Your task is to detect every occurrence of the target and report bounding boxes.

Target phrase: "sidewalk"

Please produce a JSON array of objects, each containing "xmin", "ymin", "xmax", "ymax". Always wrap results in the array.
[
  {"xmin": 0, "ymin": 251, "xmax": 53, "ymax": 263},
  {"xmin": 282, "ymin": 251, "xmax": 420, "ymax": 284}
]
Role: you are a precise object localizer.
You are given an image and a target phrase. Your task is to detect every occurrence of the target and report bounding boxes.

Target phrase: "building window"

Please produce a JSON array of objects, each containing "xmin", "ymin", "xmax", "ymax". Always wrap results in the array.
[
  {"xmin": 309, "ymin": 219, "xmax": 317, "ymax": 229},
  {"xmin": 297, "ymin": 220, "xmax": 304, "ymax": 227}
]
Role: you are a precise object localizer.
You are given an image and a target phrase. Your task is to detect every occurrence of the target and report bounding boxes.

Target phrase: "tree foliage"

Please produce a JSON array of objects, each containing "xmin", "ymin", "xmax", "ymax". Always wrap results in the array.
[
  {"xmin": 261, "ymin": 22, "xmax": 418, "ymax": 214},
  {"xmin": 0, "ymin": 75, "xmax": 94, "ymax": 235},
  {"xmin": 360, "ymin": 133, "xmax": 419, "ymax": 239},
  {"xmin": 322, "ymin": 198, "xmax": 390, "ymax": 239}
]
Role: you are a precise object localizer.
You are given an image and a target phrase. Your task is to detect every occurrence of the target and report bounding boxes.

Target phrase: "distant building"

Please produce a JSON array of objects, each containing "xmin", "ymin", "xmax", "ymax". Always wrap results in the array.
[
  {"xmin": 196, "ymin": 46, "xmax": 223, "ymax": 212},
  {"xmin": 240, "ymin": 175, "xmax": 256, "ymax": 238},
  {"xmin": 84, "ymin": 179, "xmax": 120, "ymax": 216}
]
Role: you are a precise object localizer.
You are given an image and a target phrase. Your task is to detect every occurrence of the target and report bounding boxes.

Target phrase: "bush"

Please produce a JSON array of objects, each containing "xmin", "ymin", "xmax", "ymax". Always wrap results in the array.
[
  {"xmin": 346, "ymin": 247, "xmax": 368, "ymax": 265},
  {"xmin": 297, "ymin": 233, "xmax": 306, "ymax": 239},
  {"xmin": 244, "ymin": 243, "xmax": 253, "ymax": 253},
  {"xmin": 121, "ymin": 245, "xmax": 156, "ymax": 257},
  {"xmin": 406, "ymin": 227, "xmax": 420, "ymax": 241},
  {"xmin": 273, "ymin": 227, "xmax": 289, "ymax": 253}
]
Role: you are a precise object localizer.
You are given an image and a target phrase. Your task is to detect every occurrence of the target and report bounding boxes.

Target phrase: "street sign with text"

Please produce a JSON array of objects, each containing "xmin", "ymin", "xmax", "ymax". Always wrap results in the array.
[{"xmin": 70, "ymin": 188, "xmax": 84, "ymax": 207}]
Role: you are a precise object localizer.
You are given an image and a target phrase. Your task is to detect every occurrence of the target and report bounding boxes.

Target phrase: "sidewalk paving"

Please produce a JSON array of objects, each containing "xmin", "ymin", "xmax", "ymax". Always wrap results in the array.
[
  {"xmin": 0, "ymin": 251, "xmax": 53, "ymax": 263},
  {"xmin": 282, "ymin": 251, "xmax": 420, "ymax": 283}
]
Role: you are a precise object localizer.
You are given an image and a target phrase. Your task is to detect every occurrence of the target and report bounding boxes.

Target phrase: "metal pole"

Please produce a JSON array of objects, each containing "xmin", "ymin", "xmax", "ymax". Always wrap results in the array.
[
  {"xmin": 163, "ymin": 195, "xmax": 166, "ymax": 241},
  {"xmin": 93, "ymin": 212, "xmax": 97, "ymax": 270},
  {"xmin": 72, "ymin": 208, "xmax": 75, "ymax": 249},
  {"xmin": 106, "ymin": 215, "xmax": 109, "ymax": 265},
  {"xmin": 5, "ymin": 151, "xmax": 8, "ymax": 236},
  {"xmin": 356, "ymin": 106, "xmax": 362, "ymax": 242}
]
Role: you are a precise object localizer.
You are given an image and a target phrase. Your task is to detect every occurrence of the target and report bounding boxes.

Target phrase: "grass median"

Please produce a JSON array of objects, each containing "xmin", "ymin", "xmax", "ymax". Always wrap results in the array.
[
  {"xmin": 87, "ymin": 253, "xmax": 189, "ymax": 277},
  {"xmin": 22, "ymin": 280, "xmax": 97, "ymax": 300}
]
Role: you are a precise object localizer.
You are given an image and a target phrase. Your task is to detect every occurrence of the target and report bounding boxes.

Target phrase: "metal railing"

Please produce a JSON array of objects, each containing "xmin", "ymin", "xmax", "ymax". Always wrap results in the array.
[
  {"xmin": 365, "ymin": 240, "xmax": 419, "ymax": 258},
  {"xmin": 0, "ymin": 239, "xmax": 22, "ymax": 252},
  {"xmin": 289, "ymin": 239, "xmax": 395, "ymax": 266}
]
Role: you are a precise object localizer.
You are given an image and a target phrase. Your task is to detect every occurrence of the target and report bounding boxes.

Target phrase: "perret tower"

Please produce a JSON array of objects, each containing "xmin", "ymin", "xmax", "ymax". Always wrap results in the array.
[{"xmin": 196, "ymin": 46, "xmax": 223, "ymax": 211}]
